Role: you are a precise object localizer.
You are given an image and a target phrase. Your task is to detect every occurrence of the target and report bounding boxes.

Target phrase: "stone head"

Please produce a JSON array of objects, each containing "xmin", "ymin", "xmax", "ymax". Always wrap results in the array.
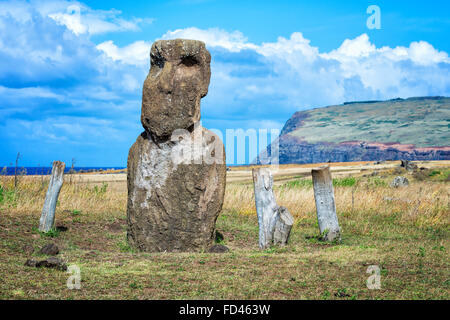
[{"xmin": 141, "ymin": 39, "xmax": 211, "ymax": 138}]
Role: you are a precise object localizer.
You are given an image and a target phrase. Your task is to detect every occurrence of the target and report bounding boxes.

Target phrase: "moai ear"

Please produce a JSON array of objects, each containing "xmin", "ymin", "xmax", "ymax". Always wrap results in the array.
[{"xmin": 200, "ymin": 49, "xmax": 211, "ymax": 98}]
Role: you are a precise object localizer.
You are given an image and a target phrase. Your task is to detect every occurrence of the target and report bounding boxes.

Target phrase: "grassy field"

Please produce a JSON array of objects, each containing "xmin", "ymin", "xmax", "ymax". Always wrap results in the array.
[{"xmin": 0, "ymin": 161, "xmax": 448, "ymax": 299}]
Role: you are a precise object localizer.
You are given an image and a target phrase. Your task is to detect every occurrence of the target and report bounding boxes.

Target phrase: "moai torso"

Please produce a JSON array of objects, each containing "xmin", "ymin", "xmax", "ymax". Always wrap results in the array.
[{"xmin": 127, "ymin": 39, "xmax": 226, "ymax": 252}]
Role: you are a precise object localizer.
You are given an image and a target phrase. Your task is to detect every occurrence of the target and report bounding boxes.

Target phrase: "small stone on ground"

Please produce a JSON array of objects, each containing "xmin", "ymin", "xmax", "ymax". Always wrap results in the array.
[
  {"xmin": 209, "ymin": 244, "xmax": 229, "ymax": 253},
  {"xmin": 24, "ymin": 257, "xmax": 67, "ymax": 271},
  {"xmin": 39, "ymin": 243, "xmax": 59, "ymax": 255}
]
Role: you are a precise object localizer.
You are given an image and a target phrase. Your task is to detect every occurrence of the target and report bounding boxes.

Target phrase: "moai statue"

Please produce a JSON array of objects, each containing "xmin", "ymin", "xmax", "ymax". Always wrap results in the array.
[{"xmin": 127, "ymin": 39, "xmax": 226, "ymax": 252}]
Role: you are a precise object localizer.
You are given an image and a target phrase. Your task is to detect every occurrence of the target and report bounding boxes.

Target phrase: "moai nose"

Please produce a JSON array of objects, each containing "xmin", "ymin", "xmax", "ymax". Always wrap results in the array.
[{"xmin": 158, "ymin": 61, "xmax": 174, "ymax": 93}]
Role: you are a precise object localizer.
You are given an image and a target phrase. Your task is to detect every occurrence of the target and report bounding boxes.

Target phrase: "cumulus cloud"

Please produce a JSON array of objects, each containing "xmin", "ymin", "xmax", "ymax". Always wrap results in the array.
[
  {"xmin": 0, "ymin": 0, "xmax": 146, "ymax": 166},
  {"xmin": 36, "ymin": 0, "xmax": 152, "ymax": 35},
  {"xmin": 160, "ymin": 27, "xmax": 450, "ymax": 112},
  {"xmin": 0, "ymin": 0, "xmax": 153, "ymax": 36},
  {"xmin": 1, "ymin": 2, "xmax": 449, "ymax": 165},
  {"xmin": 96, "ymin": 40, "xmax": 151, "ymax": 66},
  {"xmin": 161, "ymin": 27, "xmax": 257, "ymax": 52}
]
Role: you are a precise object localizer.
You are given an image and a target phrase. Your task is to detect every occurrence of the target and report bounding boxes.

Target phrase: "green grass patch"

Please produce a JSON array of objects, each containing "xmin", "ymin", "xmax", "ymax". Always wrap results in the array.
[
  {"xmin": 333, "ymin": 177, "xmax": 356, "ymax": 187},
  {"xmin": 0, "ymin": 185, "xmax": 17, "ymax": 207},
  {"xmin": 282, "ymin": 176, "xmax": 357, "ymax": 189},
  {"xmin": 31, "ymin": 226, "xmax": 60, "ymax": 238},
  {"xmin": 282, "ymin": 179, "xmax": 313, "ymax": 189}
]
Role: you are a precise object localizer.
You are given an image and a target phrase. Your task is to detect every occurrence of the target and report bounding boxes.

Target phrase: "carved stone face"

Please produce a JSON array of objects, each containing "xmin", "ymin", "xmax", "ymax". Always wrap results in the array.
[{"xmin": 141, "ymin": 39, "xmax": 211, "ymax": 138}]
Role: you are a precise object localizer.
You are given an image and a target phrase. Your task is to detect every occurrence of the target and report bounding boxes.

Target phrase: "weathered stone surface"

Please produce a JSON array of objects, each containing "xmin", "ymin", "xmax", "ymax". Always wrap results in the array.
[
  {"xmin": 24, "ymin": 259, "xmax": 38, "ymax": 267},
  {"xmin": 391, "ymin": 176, "xmax": 409, "ymax": 188},
  {"xmin": 128, "ymin": 39, "xmax": 225, "ymax": 252},
  {"xmin": 127, "ymin": 126, "xmax": 226, "ymax": 252},
  {"xmin": 141, "ymin": 39, "xmax": 211, "ymax": 138},
  {"xmin": 39, "ymin": 243, "xmax": 59, "ymax": 255}
]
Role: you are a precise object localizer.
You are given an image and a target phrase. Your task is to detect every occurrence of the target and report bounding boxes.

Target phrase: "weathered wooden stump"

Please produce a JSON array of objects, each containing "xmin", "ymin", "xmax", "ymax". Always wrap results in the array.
[
  {"xmin": 311, "ymin": 166, "xmax": 341, "ymax": 242},
  {"xmin": 273, "ymin": 206, "xmax": 294, "ymax": 246},
  {"xmin": 252, "ymin": 167, "xmax": 294, "ymax": 249},
  {"xmin": 39, "ymin": 161, "xmax": 65, "ymax": 232}
]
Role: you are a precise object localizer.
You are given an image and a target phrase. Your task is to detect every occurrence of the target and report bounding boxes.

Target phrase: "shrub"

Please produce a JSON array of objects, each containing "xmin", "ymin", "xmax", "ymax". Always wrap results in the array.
[
  {"xmin": 429, "ymin": 170, "xmax": 441, "ymax": 177},
  {"xmin": 367, "ymin": 177, "xmax": 387, "ymax": 187},
  {"xmin": 333, "ymin": 177, "xmax": 356, "ymax": 187},
  {"xmin": 93, "ymin": 182, "xmax": 108, "ymax": 195},
  {"xmin": 282, "ymin": 179, "xmax": 313, "ymax": 189}
]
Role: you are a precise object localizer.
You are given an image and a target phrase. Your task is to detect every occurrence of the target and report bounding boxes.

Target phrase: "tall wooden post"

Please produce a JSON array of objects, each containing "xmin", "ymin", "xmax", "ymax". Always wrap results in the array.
[
  {"xmin": 311, "ymin": 166, "xmax": 341, "ymax": 242},
  {"xmin": 252, "ymin": 167, "xmax": 293, "ymax": 249},
  {"xmin": 39, "ymin": 161, "xmax": 65, "ymax": 232},
  {"xmin": 14, "ymin": 152, "xmax": 20, "ymax": 191}
]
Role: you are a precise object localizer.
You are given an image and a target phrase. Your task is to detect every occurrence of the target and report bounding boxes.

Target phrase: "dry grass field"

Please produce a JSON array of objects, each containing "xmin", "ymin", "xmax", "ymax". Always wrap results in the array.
[{"xmin": 0, "ymin": 160, "xmax": 448, "ymax": 299}]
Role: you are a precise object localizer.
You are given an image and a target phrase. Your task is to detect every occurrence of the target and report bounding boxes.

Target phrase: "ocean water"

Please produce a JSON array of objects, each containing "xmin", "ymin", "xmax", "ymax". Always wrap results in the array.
[{"xmin": 1, "ymin": 167, "xmax": 126, "ymax": 176}]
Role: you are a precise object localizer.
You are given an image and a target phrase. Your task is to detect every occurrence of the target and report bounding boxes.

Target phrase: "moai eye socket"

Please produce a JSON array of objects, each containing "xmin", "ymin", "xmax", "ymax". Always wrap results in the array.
[
  {"xmin": 180, "ymin": 55, "xmax": 198, "ymax": 67},
  {"xmin": 152, "ymin": 55, "xmax": 165, "ymax": 69}
]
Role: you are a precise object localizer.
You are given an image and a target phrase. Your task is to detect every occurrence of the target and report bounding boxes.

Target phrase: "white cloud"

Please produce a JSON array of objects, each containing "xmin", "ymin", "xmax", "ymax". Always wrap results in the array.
[
  {"xmin": 0, "ymin": 0, "xmax": 153, "ymax": 36},
  {"xmin": 78, "ymin": 26, "xmax": 450, "ymax": 120},
  {"xmin": 159, "ymin": 27, "xmax": 449, "ymax": 109},
  {"xmin": 408, "ymin": 41, "xmax": 450, "ymax": 66},
  {"xmin": 0, "ymin": 85, "xmax": 64, "ymax": 100},
  {"xmin": 0, "ymin": 0, "xmax": 147, "ymax": 164},
  {"xmin": 48, "ymin": 6, "xmax": 153, "ymax": 36},
  {"xmin": 1, "ymin": 3, "xmax": 449, "ymax": 165},
  {"xmin": 161, "ymin": 27, "xmax": 257, "ymax": 52},
  {"xmin": 96, "ymin": 40, "xmax": 151, "ymax": 66},
  {"xmin": 258, "ymin": 32, "xmax": 320, "ymax": 63},
  {"xmin": 328, "ymin": 34, "xmax": 375, "ymax": 58}
]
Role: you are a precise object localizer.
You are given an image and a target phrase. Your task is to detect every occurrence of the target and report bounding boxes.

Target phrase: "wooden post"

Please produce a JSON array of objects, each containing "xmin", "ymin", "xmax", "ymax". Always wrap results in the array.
[
  {"xmin": 39, "ymin": 161, "xmax": 65, "ymax": 232},
  {"xmin": 14, "ymin": 152, "xmax": 20, "ymax": 191},
  {"xmin": 311, "ymin": 166, "xmax": 341, "ymax": 242},
  {"xmin": 252, "ymin": 167, "xmax": 294, "ymax": 249}
]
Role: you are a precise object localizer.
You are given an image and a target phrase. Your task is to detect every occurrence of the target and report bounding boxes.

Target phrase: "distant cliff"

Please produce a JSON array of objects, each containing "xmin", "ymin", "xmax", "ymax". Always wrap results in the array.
[{"xmin": 260, "ymin": 96, "xmax": 450, "ymax": 164}]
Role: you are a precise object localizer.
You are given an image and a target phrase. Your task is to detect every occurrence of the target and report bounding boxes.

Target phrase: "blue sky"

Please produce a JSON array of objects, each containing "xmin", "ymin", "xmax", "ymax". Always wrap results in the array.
[{"xmin": 1, "ymin": 0, "xmax": 449, "ymax": 166}]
